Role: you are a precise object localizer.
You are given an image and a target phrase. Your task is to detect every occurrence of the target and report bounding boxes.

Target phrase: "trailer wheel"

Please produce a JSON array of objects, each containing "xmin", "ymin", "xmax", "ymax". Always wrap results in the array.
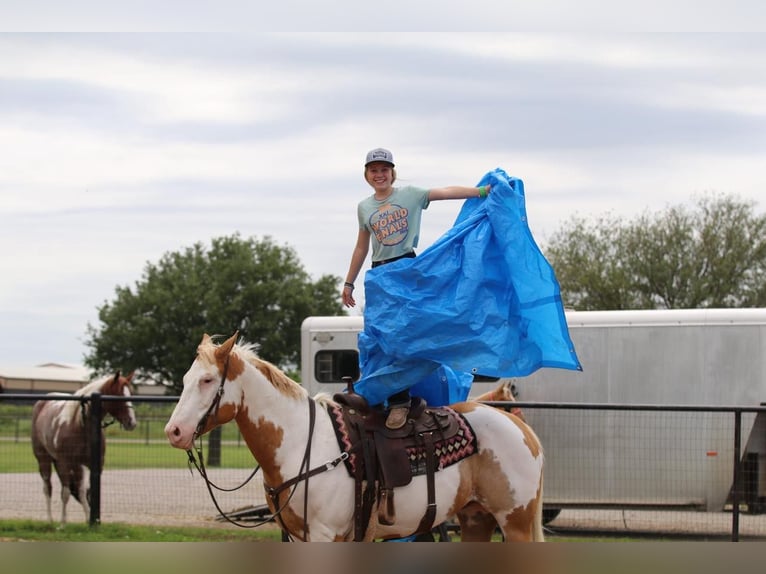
[{"xmin": 542, "ymin": 507, "xmax": 561, "ymax": 525}]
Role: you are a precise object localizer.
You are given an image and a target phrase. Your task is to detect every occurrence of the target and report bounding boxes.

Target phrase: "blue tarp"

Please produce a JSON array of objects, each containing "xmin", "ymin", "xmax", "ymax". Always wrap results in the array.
[{"xmin": 353, "ymin": 168, "xmax": 582, "ymax": 407}]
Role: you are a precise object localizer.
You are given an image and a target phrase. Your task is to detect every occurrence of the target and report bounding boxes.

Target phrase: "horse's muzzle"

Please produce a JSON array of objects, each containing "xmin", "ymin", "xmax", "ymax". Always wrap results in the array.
[{"xmin": 122, "ymin": 412, "xmax": 138, "ymax": 431}]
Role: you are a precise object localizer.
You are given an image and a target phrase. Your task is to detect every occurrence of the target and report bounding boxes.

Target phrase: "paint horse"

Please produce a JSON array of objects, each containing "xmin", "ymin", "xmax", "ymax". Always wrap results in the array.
[
  {"xmin": 31, "ymin": 371, "xmax": 137, "ymax": 524},
  {"xmin": 165, "ymin": 333, "xmax": 545, "ymax": 541},
  {"xmin": 473, "ymin": 380, "xmax": 526, "ymax": 422}
]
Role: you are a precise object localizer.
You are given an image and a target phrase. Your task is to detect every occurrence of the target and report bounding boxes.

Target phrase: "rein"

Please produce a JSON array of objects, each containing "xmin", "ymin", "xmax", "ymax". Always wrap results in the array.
[
  {"xmin": 184, "ymin": 357, "xmax": 348, "ymax": 537},
  {"xmin": 262, "ymin": 398, "xmax": 349, "ymax": 541},
  {"xmin": 186, "ymin": 438, "xmax": 267, "ymax": 529},
  {"xmin": 185, "ymin": 356, "xmax": 269, "ymax": 529}
]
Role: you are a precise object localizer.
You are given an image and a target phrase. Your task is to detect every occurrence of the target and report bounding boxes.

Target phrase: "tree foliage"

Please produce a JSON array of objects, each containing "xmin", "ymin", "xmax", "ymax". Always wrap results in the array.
[
  {"xmin": 545, "ymin": 194, "xmax": 766, "ymax": 310},
  {"xmin": 84, "ymin": 234, "xmax": 345, "ymax": 393}
]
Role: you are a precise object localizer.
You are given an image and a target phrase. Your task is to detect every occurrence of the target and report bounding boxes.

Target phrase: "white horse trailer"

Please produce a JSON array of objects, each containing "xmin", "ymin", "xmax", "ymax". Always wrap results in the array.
[{"xmin": 300, "ymin": 309, "xmax": 766, "ymax": 514}]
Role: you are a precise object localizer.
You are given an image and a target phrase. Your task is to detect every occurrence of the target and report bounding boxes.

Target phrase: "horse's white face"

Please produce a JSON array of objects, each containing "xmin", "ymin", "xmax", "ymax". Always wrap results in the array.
[
  {"xmin": 165, "ymin": 333, "xmax": 242, "ymax": 450},
  {"xmin": 111, "ymin": 372, "xmax": 138, "ymax": 431},
  {"xmin": 115, "ymin": 384, "xmax": 138, "ymax": 431}
]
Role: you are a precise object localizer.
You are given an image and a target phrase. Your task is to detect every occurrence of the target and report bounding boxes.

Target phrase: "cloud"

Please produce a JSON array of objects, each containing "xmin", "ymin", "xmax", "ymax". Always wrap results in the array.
[
  {"xmin": 1, "ymin": 32, "xmax": 765, "ymax": 366},
  {"xmin": 1, "ymin": 2, "xmax": 764, "ymax": 32}
]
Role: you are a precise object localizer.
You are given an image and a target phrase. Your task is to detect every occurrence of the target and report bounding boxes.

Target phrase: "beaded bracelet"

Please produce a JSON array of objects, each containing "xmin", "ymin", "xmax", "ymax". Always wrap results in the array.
[
  {"xmin": 344, "ymin": 282, "xmax": 355, "ymax": 290},
  {"xmin": 478, "ymin": 185, "xmax": 489, "ymax": 198}
]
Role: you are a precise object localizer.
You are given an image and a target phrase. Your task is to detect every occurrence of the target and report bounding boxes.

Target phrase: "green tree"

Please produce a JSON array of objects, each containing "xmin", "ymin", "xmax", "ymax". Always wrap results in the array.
[
  {"xmin": 545, "ymin": 194, "xmax": 766, "ymax": 310},
  {"xmin": 542, "ymin": 213, "xmax": 638, "ymax": 310},
  {"xmin": 84, "ymin": 234, "xmax": 344, "ymax": 393}
]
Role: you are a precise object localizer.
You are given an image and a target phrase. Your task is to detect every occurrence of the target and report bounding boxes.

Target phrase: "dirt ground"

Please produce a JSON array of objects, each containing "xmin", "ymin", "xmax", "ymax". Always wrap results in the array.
[{"xmin": 1, "ymin": 468, "xmax": 273, "ymax": 529}]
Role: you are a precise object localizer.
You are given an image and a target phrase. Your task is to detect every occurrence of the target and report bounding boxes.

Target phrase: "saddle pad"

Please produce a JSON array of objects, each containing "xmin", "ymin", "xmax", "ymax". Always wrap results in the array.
[{"xmin": 327, "ymin": 403, "xmax": 478, "ymax": 479}]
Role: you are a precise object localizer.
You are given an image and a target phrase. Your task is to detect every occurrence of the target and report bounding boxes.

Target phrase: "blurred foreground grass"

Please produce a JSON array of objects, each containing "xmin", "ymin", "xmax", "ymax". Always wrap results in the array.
[{"xmin": 0, "ymin": 518, "xmax": 281, "ymax": 542}]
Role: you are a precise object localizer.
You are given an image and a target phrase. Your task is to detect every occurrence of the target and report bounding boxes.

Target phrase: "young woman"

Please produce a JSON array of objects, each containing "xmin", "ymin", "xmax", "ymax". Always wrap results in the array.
[{"xmin": 341, "ymin": 147, "xmax": 490, "ymax": 428}]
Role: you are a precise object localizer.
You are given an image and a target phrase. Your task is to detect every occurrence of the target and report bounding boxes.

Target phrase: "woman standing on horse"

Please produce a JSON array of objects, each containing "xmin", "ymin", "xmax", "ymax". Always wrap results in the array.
[{"xmin": 341, "ymin": 147, "xmax": 491, "ymax": 429}]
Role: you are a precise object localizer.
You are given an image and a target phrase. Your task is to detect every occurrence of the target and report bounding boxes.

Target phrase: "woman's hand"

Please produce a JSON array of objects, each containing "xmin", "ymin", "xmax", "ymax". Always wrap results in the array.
[{"xmin": 342, "ymin": 283, "xmax": 356, "ymax": 308}]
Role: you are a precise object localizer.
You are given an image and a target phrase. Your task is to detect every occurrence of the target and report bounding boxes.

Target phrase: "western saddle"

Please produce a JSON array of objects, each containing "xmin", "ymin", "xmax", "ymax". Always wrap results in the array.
[{"xmin": 329, "ymin": 377, "xmax": 476, "ymax": 541}]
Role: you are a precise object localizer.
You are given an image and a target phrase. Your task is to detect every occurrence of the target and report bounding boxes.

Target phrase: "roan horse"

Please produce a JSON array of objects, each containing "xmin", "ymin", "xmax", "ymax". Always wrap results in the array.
[
  {"xmin": 165, "ymin": 333, "xmax": 544, "ymax": 542},
  {"xmin": 31, "ymin": 371, "xmax": 137, "ymax": 524}
]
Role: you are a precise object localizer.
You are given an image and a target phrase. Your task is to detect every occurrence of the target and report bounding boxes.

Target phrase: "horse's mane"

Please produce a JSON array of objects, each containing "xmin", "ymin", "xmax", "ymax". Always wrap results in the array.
[
  {"xmin": 74, "ymin": 373, "xmax": 116, "ymax": 397},
  {"xmin": 312, "ymin": 391, "xmax": 339, "ymax": 408},
  {"xmin": 252, "ymin": 356, "xmax": 308, "ymax": 401},
  {"xmin": 203, "ymin": 338, "xmax": 308, "ymax": 401},
  {"xmin": 55, "ymin": 373, "xmax": 117, "ymax": 424}
]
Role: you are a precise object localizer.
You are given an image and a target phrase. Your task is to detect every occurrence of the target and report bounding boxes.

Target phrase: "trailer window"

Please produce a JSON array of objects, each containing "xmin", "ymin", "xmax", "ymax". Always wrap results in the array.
[{"xmin": 314, "ymin": 350, "xmax": 360, "ymax": 383}]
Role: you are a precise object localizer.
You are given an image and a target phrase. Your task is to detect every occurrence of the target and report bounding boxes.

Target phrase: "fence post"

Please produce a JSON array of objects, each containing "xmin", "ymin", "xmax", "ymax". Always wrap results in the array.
[
  {"xmin": 88, "ymin": 392, "xmax": 103, "ymax": 527},
  {"xmin": 731, "ymin": 409, "xmax": 741, "ymax": 542},
  {"xmin": 208, "ymin": 426, "xmax": 222, "ymax": 467}
]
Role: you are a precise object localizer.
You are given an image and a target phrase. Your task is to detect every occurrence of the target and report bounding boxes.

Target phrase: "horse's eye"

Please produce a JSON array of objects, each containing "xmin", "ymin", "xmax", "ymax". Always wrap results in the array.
[{"xmin": 201, "ymin": 376, "xmax": 215, "ymax": 385}]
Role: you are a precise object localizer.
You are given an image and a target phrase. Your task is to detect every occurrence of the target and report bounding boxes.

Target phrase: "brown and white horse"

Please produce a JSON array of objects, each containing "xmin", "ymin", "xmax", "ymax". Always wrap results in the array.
[
  {"xmin": 472, "ymin": 380, "xmax": 526, "ymax": 422},
  {"xmin": 165, "ymin": 333, "xmax": 545, "ymax": 542},
  {"xmin": 31, "ymin": 371, "xmax": 137, "ymax": 524}
]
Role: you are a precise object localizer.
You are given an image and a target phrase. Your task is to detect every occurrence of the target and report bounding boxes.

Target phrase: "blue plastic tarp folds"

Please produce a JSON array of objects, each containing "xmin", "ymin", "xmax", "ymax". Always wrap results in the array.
[{"xmin": 354, "ymin": 168, "xmax": 582, "ymax": 407}]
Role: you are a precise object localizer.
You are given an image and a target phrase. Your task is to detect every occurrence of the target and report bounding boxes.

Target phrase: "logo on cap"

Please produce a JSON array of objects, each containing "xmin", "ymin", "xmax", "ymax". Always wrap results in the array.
[{"xmin": 365, "ymin": 148, "xmax": 394, "ymax": 166}]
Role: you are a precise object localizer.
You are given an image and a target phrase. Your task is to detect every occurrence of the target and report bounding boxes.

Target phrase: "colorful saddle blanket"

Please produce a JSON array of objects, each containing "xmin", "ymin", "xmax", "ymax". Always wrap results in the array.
[{"xmin": 327, "ymin": 398, "xmax": 478, "ymax": 487}]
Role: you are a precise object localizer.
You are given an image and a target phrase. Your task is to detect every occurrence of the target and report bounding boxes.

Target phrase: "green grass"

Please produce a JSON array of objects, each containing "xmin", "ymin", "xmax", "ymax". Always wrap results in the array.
[
  {"xmin": 106, "ymin": 441, "xmax": 257, "ymax": 469},
  {"xmin": 0, "ymin": 518, "xmax": 615, "ymax": 542},
  {"xmin": 1, "ymin": 399, "xmax": 258, "ymax": 473},
  {"xmin": 0, "ymin": 518, "xmax": 635, "ymax": 542},
  {"xmin": 0, "ymin": 518, "xmax": 281, "ymax": 542},
  {"xmin": 0, "ymin": 439, "xmax": 259, "ymax": 472}
]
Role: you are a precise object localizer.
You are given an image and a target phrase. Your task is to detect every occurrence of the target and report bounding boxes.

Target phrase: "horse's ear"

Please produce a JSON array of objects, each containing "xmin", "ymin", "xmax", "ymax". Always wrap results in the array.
[
  {"xmin": 124, "ymin": 371, "xmax": 135, "ymax": 383},
  {"xmin": 201, "ymin": 333, "xmax": 213, "ymax": 345},
  {"xmin": 113, "ymin": 370, "xmax": 121, "ymax": 382},
  {"xmin": 215, "ymin": 331, "xmax": 239, "ymax": 360}
]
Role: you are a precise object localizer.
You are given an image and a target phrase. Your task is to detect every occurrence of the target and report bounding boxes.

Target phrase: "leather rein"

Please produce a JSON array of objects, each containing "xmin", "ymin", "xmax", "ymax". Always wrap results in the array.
[{"xmin": 184, "ymin": 355, "xmax": 348, "ymax": 539}]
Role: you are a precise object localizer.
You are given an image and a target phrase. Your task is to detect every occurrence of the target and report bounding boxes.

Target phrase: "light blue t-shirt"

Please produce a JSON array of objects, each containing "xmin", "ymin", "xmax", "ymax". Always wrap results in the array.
[{"xmin": 357, "ymin": 186, "xmax": 430, "ymax": 263}]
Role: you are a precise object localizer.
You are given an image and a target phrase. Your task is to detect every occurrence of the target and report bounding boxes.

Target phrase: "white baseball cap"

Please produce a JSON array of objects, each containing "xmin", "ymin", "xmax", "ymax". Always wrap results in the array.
[{"xmin": 365, "ymin": 148, "xmax": 395, "ymax": 167}]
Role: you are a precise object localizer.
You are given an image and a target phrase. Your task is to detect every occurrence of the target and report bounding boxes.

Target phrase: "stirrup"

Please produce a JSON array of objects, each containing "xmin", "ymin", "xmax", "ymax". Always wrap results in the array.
[{"xmin": 378, "ymin": 488, "xmax": 395, "ymax": 525}]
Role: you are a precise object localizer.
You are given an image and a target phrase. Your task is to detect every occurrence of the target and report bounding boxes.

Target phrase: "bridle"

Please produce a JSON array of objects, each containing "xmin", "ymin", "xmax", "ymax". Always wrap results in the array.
[
  {"xmin": 80, "ymin": 401, "xmax": 115, "ymax": 429},
  {"xmin": 185, "ymin": 355, "xmax": 267, "ymax": 528},
  {"xmin": 191, "ymin": 357, "xmax": 231, "ymax": 441},
  {"xmin": 184, "ymin": 354, "xmax": 349, "ymax": 539},
  {"xmin": 79, "ymin": 378, "xmax": 133, "ymax": 430}
]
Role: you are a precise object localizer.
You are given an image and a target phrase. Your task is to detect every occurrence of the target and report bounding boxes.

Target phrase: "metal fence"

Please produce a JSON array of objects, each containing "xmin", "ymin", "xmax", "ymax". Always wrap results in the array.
[
  {"xmin": 2, "ymin": 393, "xmax": 765, "ymax": 541},
  {"xmin": 492, "ymin": 401, "xmax": 766, "ymax": 542}
]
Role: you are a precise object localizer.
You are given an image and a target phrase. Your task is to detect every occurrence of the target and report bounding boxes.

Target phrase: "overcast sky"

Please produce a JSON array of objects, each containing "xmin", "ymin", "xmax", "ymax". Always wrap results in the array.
[{"xmin": 1, "ymin": 28, "xmax": 765, "ymax": 367}]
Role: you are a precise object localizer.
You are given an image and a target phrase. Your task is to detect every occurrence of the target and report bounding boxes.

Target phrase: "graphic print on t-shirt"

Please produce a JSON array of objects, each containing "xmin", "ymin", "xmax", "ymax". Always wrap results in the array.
[{"xmin": 369, "ymin": 203, "xmax": 409, "ymax": 246}]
